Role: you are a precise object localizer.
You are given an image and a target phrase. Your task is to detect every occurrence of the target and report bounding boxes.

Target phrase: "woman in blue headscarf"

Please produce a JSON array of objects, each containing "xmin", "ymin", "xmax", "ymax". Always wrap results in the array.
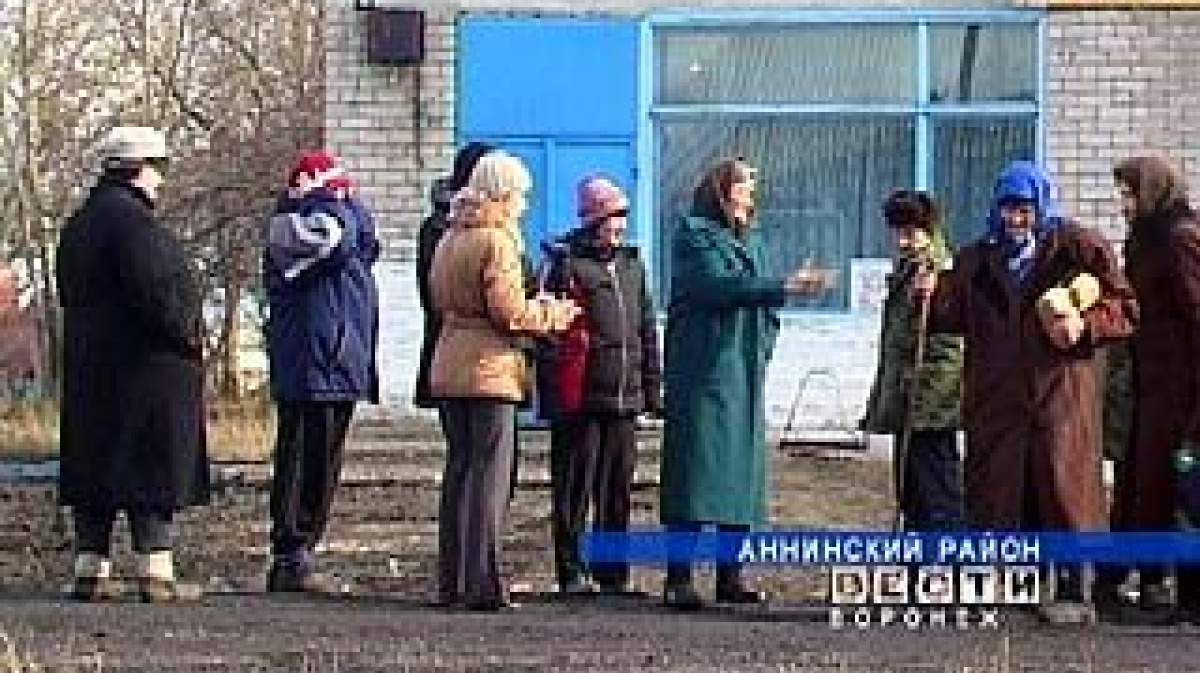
[{"xmin": 917, "ymin": 161, "xmax": 1138, "ymax": 623}]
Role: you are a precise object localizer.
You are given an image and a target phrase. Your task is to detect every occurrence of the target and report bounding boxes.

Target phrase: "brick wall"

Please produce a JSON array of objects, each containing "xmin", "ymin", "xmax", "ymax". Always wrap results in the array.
[
  {"xmin": 1044, "ymin": 9, "xmax": 1200, "ymax": 243},
  {"xmin": 325, "ymin": 6, "xmax": 457, "ymax": 260},
  {"xmin": 327, "ymin": 1, "xmax": 1200, "ymax": 426},
  {"xmin": 325, "ymin": 4, "xmax": 458, "ymax": 419}
]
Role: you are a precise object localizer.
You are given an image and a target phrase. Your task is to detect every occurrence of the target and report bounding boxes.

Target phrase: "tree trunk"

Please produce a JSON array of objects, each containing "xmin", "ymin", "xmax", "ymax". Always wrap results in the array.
[
  {"xmin": 219, "ymin": 237, "xmax": 244, "ymax": 401},
  {"xmin": 36, "ymin": 221, "xmax": 59, "ymax": 399}
]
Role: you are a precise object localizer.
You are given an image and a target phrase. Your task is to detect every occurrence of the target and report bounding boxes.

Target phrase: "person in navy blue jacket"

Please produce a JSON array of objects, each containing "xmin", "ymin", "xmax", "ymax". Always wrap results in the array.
[{"xmin": 264, "ymin": 151, "xmax": 380, "ymax": 594}]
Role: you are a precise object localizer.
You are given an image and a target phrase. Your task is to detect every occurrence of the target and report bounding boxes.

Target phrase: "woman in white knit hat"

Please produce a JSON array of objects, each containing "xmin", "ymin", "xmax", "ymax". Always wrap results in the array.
[{"xmin": 57, "ymin": 126, "xmax": 208, "ymax": 603}]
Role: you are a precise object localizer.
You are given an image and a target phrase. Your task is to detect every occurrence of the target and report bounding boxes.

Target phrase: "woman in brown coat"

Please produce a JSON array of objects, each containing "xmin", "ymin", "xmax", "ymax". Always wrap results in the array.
[
  {"xmin": 428, "ymin": 151, "xmax": 578, "ymax": 611},
  {"xmin": 1096, "ymin": 156, "xmax": 1200, "ymax": 622},
  {"xmin": 920, "ymin": 161, "xmax": 1137, "ymax": 623}
]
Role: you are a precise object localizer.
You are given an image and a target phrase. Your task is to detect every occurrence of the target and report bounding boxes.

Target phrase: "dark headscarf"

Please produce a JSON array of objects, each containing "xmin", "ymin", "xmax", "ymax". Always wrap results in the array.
[
  {"xmin": 431, "ymin": 141, "xmax": 497, "ymax": 213},
  {"xmin": 1114, "ymin": 156, "xmax": 1194, "ymax": 248},
  {"xmin": 450, "ymin": 142, "xmax": 496, "ymax": 192},
  {"xmin": 881, "ymin": 190, "xmax": 953, "ymax": 283},
  {"xmin": 691, "ymin": 157, "xmax": 756, "ymax": 231}
]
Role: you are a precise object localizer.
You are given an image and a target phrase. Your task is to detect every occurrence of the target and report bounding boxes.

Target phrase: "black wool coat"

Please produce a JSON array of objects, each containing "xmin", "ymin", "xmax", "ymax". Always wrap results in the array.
[{"xmin": 56, "ymin": 178, "xmax": 210, "ymax": 511}]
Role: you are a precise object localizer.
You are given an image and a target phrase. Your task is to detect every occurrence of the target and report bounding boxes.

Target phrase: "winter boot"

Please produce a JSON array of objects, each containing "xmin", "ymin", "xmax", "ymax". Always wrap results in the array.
[
  {"xmin": 663, "ymin": 563, "xmax": 704, "ymax": 611},
  {"xmin": 67, "ymin": 553, "xmax": 120, "ymax": 602},
  {"xmin": 136, "ymin": 551, "xmax": 201, "ymax": 603},
  {"xmin": 716, "ymin": 563, "xmax": 768, "ymax": 605},
  {"xmin": 266, "ymin": 551, "xmax": 347, "ymax": 596}
]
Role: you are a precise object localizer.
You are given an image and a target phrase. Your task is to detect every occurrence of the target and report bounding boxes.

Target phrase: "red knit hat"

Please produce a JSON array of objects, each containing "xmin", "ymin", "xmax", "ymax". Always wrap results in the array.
[{"xmin": 288, "ymin": 151, "xmax": 351, "ymax": 193}]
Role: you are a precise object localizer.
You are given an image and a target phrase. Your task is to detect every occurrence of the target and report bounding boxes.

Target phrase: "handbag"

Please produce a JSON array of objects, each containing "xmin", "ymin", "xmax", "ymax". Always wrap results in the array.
[{"xmin": 535, "ymin": 254, "xmax": 589, "ymax": 418}]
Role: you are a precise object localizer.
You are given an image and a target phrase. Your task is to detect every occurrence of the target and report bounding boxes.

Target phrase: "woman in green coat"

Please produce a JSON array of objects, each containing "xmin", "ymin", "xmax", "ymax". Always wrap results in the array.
[{"xmin": 660, "ymin": 157, "xmax": 825, "ymax": 609}]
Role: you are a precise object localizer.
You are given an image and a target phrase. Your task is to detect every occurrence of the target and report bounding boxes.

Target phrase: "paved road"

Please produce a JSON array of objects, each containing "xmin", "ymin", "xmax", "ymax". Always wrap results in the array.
[
  {"xmin": 3, "ymin": 596, "xmax": 1200, "ymax": 672},
  {"xmin": 0, "ymin": 434, "xmax": 1197, "ymax": 672}
]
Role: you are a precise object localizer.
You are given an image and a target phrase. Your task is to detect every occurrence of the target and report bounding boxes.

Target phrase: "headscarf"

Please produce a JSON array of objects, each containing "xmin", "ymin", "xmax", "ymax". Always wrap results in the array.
[
  {"xmin": 1113, "ymin": 155, "xmax": 1194, "ymax": 250},
  {"xmin": 881, "ymin": 190, "xmax": 952, "ymax": 285},
  {"xmin": 691, "ymin": 157, "xmax": 757, "ymax": 232},
  {"xmin": 985, "ymin": 161, "xmax": 1063, "ymax": 285}
]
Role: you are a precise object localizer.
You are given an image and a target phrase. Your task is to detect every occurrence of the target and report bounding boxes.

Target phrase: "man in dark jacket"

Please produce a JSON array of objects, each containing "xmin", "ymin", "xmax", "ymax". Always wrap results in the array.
[
  {"xmin": 264, "ymin": 151, "xmax": 379, "ymax": 593},
  {"xmin": 539, "ymin": 175, "xmax": 662, "ymax": 596},
  {"xmin": 57, "ymin": 126, "xmax": 208, "ymax": 603}
]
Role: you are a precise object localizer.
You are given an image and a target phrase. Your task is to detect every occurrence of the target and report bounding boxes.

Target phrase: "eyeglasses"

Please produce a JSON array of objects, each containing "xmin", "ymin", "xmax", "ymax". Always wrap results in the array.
[
  {"xmin": 145, "ymin": 157, "xmax": 170, "ymax": 173},
  {"xmin": 605, "ymin": 208, "xmax": 630, "ymax": 220}
]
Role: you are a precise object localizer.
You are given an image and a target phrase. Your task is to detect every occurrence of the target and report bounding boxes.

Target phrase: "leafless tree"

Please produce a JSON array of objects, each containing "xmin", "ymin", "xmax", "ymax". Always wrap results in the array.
[{"xmin": 0, "ymin": 0, "xmax": 323, "ymax": 400}]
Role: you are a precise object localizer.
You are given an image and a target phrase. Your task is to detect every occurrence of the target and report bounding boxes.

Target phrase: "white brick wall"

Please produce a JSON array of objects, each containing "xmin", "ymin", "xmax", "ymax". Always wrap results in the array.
[
  {"xmin": 1044, "ymin": 10, "xmax": 1200, "ymax": 243},
  {"xmin": 325, "ymin": 5, "xmax": 457, "ymax": 260}
]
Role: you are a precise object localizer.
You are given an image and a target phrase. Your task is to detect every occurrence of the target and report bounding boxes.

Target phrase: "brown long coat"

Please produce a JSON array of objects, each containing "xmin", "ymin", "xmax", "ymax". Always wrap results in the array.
[
  {"xmin": 929, "ymin": 221, "xmax": 1137, "ymax": 530},
  {"xmin": 1112, "ymin": 157, "xmax": 1200, "ymax": 530}
]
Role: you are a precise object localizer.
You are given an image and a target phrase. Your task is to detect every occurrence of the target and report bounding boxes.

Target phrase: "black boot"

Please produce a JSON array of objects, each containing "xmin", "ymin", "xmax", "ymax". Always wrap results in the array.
[
  {"xmin": 1093, "ymin": 567, "xmax": 1135, "ymax": 623},
  {"xmin": 1176, "ymin": 564, "xmax": 1200, "ymax": 624},
  {"xmin": 663, "ymin": 562, "xmax": 704, "ymax": 610},
  {"xmin": 716, "ymin": 563, "xmax": 767, "ymax": 605},
  {"xmin": 1038, "ymin": 564, "xmax": 1096, "ymax": 626}
]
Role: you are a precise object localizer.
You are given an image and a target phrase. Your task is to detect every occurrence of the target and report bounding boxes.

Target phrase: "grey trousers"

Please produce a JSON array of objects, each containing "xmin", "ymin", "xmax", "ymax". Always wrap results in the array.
[{"xmin": 437, "ymin": 398, "xmax": 516, "ymax": 604}]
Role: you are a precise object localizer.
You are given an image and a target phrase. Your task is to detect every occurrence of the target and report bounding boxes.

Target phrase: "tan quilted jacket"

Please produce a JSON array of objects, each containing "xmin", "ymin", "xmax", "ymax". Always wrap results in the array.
[{"xmin": 429, "ymin": 212, "xmax": 562, "ymax": 401}]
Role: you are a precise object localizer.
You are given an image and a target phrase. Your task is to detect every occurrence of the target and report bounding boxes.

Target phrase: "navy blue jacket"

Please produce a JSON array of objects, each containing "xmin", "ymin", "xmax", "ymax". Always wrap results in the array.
[{"xmin": 264, "ymin": 188, "xmax": 380, "ymax": 403}]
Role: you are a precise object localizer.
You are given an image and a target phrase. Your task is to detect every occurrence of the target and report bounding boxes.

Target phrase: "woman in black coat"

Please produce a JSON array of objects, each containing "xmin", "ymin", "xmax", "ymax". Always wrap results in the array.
[{"xmin": 56, "ymin": 126, "xmax": 208, "ymax": 603}]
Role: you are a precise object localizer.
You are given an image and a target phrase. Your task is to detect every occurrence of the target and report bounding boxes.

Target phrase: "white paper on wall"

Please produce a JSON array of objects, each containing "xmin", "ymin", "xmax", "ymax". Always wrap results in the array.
[{"xmin": 849, "ymin": 257, "xmax": 892, "ymax": 314}]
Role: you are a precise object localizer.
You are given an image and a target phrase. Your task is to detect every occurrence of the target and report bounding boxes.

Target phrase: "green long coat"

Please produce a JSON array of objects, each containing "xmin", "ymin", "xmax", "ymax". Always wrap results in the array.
[{"xmin": 660, "ymin": 214, "xmax": 786, "ymax": 526}]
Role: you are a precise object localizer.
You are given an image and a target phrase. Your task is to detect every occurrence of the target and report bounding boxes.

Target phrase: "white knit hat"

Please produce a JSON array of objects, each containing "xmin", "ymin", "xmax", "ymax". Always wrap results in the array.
[{"xmin": 98, "ymin": 126, "xmax": 168, "ymax": 167}]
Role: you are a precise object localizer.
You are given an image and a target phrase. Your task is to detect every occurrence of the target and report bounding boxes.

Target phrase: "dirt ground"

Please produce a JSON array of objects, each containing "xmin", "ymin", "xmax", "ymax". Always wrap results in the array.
[{"xmin": 2, "ymin": 429, "xmax": 1200, "ymax": 672}]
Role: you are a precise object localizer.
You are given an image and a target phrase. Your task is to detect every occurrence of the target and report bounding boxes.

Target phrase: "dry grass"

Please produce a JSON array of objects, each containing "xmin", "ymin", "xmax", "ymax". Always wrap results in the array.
[
  {"xmin": 205, "ymin": 397, "xmax": 276, "ymax": 462},
  {"xmin": 0, "ymin": 401, "xmax": 57, "ymax": 460},
  {"xmin": 0, "ymin": 397, "xmax": 276, "ymax": 463},
  {"xmin": 1, "ymin": 631, "xmax": 63, "ymax": 673}
]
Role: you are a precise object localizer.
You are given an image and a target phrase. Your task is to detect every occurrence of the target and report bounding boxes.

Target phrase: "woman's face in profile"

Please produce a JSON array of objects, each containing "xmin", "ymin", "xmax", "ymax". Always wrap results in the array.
[
  {"xmin": 728, "ymin": 176, "xmax": 755, "ymax": 212},
  {"xmin": 724, "ymin": 164, "xmax": 757, "ymax": 222}
]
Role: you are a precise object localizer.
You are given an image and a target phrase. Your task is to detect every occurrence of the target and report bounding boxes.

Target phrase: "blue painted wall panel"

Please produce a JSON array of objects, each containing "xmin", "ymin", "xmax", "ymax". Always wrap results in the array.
[{"xmin": 460, "ymin": 18, "xmax": 640, "ymax": 137}]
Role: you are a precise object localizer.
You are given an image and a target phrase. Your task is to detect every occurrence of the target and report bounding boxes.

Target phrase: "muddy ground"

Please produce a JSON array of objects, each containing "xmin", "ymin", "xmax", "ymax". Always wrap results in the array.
[{"xmin": 1, "ymin": 427, "xmax": 1199, "ymax": 672}]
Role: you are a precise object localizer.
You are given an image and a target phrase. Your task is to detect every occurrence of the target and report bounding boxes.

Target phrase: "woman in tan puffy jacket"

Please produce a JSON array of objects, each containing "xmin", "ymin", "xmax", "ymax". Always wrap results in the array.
[{"xmin": 428, "ymin": 150, "xmax": 579, "ymax": 611}]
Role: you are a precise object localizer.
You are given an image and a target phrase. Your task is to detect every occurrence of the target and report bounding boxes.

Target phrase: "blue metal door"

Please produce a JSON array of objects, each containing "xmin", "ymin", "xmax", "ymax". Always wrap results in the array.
[
  {"xmin": 458, "ymin": 17, "xmax": 640, "ymax": 267},
  {"xmin": 459, "ymin": 17, "xmax": 642, "ymax": 426},
  {"xmin": 462, "ymin": 138, "xmax": 636, "ymax": 268}
]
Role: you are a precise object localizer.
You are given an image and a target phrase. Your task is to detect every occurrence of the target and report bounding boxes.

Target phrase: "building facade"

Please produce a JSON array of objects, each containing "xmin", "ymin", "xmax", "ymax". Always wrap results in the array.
[{"xmin": 326, "ymin": 0, "xmax": 1200, "ymax": 430}]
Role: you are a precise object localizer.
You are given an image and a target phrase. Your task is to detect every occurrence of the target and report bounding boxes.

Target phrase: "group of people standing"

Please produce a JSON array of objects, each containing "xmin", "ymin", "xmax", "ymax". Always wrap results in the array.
[
  {"xmin": 865, "ymin": 158, "xmax": 1200, "ymax": 626},
  {"xmin": 414, "ymin": 148, "xmax": 828, "ymax": 611},
  {"xmin": 51, "ymin": 125, "xmax": 1200, "ymax": 629},
  {"xmin": 415, "ymin": 145, "xmax": 1200, "ymax": 627}
]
